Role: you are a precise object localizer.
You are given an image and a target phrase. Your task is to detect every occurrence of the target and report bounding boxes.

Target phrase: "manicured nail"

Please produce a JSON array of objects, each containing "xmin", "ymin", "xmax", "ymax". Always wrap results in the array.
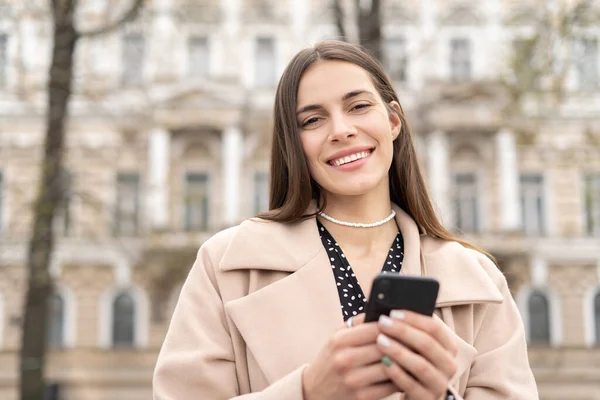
[
  {"xmin": 378, "ymin": 315, "xmax": 394, "ymax": 328},
  {"xmin": 377, "ymin": 333, "xmax": 391, "ymax": 347},
  {"xmin": 390, "ymin": 310, "xmax": 405, "ymax": 320},
  {"xmin": 381, "ymin": 355, "xmax": 393, "ymax": 367}
]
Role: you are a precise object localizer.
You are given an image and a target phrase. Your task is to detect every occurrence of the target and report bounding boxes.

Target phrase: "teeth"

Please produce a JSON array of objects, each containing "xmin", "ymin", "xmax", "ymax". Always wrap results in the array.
[{"xmin": 331, "ymin": 150, "xmax": 371, "ymax": 167}]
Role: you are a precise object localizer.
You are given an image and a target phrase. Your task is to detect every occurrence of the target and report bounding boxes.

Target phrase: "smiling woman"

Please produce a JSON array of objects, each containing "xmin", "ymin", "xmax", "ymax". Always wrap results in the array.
[{"xmin": 153, "ymin": 41, "xmax": 539, "ymax": 400}]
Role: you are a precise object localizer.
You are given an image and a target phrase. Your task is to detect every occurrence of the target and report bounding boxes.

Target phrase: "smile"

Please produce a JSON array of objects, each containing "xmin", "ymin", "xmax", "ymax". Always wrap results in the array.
[{"xmin": 329, "ymin": 149, "xmax": 373, "ymax": 167}]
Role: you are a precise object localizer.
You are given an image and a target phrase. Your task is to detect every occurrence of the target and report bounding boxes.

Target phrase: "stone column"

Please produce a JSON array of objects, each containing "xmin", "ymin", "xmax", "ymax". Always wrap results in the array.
[
  {"xmin": 222, "ymin": 126, "xmax": 243, "ymax": 225},
  {"xmin": 427, "ymin": 131, "xmax": 452, "ymax": 227},
  {"xmin": 290, "ymin": 0, "xmax": 308, "ymax": 42},
  {"xmin": 19, "ymin": 11, "xmax": 38, "ymax": 86},
  {"xmin": 148, "ymin": 128, "xmax": 170, "ymax": 230},
  {"xmin": 221, "ymin": 0, "xmax": 241, "ymax": 80},
  {"xmin": 150, "ymin": 0, "xmax": 178, "ymax": 82},
  {"xmin": 496, "ymin": 128, "xmax": 521, "ymax": 231}
]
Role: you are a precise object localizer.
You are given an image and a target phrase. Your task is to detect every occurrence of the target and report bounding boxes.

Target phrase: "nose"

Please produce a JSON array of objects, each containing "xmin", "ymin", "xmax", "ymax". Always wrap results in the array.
[{"xmin": 329, "ymin": 111, "xmax": 357, "ymax": 142}]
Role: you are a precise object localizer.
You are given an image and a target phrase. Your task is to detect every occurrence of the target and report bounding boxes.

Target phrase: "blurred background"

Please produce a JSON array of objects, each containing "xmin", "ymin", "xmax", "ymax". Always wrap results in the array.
[{"xmin": 0, "ymin": 0, "xmax": 599, "ymax": 399}]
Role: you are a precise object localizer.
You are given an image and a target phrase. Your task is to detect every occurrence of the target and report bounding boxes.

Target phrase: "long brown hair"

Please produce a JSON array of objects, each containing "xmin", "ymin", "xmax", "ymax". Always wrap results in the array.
[{"xmin": 259, "ymin": 40, "xmax": 492, "ymax": 259}]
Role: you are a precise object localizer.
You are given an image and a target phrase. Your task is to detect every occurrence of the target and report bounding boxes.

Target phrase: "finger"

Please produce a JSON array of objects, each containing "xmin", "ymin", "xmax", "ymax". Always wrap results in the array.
[
  {"xmin": 390, "ymin": 310, "xmax": 458, "ymax": 355},
  {"xmin": 352, "ymin": 313, "xmax": 366, "ymax": 325},
  {"xmin": 379, "ymin": 315, "xmax": 456, "ymax": 378},
  {"xmin": 330, "ymin": 321, "xmax": 380, "ymax": 349},
  {"xmin": 380, "ymin": 357, "xmax": 437, "ymax": 400},
  {"xmin": 354, "ymin": 382, "xmax": 398, "ymax": 400},
  {"xmin": 377, "ymin": 334, "xmax": 448, "ymax": 396},
  {"xmin": 343, "ymin": 361, "xmax": 389, "ymax": 390},
  {"xmin": 336, "ymin": 313, "xmax": 366, "ymax": 330},
  {"xmin": 335, "ymin": 344, "xmax": 384, "ymax": 369}
]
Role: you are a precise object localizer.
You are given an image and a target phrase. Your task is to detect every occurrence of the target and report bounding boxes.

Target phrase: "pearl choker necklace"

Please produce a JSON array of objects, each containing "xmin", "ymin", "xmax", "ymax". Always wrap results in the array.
[{"xmin": 317, "ymin": 210, "xmax": 396, "ymax": 228}]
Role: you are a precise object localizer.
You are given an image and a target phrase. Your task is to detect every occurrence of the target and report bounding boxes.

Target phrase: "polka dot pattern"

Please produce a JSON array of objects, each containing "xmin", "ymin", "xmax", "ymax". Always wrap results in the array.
[{"xmin": 317, "ymin": 220, "xmax": 404, "ymax": 321}]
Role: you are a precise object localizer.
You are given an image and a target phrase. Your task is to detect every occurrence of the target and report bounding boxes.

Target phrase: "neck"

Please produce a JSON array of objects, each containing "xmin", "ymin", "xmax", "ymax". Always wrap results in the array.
[{"xmin": 317, "ymin": 194, "xmax": 397, "ymax": 251}]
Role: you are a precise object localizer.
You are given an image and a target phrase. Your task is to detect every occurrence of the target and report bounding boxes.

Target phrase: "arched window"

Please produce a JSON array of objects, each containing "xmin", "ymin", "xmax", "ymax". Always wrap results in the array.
[
  {"xmin": 112, "ymin": 292, "xmax": 136, "ymax": 346},
  {"xmin": 595, "ymin": 292, "xmax": 600, "ymax": 345},
  {"xmin": 47, "ymin": 293, "xmax": 64, "ymax": 347},
  {"xmin": 528, "ymin": 290, "xmax": 551, "ymax": 344}
]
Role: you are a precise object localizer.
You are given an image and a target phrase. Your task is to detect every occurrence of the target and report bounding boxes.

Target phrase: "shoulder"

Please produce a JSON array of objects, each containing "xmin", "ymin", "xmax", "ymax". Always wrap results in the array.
[{"xmin": 421, "ymin": 235, "xmax": 506, "ymax": 304}]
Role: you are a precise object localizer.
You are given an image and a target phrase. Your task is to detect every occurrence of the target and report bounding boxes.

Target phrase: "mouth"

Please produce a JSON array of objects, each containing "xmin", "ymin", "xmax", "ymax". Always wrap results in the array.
[{"xmin": 328, "ymin": 148, "xmax": 374, "ymax": 167}]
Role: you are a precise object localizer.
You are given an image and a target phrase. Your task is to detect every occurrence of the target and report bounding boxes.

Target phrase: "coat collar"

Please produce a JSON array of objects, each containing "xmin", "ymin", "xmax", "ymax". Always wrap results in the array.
[
  {"xmin": 220, "ymin": 201, "xmax": 501, "ymax": 386},
  {"xmin": 219, "ymin": 201, "xmax": 503, "ymax": 307}
]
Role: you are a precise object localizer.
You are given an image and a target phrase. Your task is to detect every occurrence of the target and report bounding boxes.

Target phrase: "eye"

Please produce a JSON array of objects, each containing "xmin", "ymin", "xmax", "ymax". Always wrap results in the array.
[
  {"xmin": 301, "ymin": 117, "xmax": 322, "ymax": 128},
  {"xmin": 351, "ymin": 103, "xmax": 371, "ymax": 111}
]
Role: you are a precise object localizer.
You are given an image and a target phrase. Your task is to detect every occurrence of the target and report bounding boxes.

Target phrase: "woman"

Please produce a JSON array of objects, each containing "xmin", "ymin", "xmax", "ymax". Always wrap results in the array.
[{"xmin": 153, "ymin": 41, "xmax": 538, "ymax": 400}]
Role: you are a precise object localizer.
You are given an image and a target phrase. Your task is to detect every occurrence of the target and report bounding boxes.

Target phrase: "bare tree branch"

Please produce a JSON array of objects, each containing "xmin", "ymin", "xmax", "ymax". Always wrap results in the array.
[{"xmin": 77, "ymin": 0, "xmax": 144, "ymax": 38}]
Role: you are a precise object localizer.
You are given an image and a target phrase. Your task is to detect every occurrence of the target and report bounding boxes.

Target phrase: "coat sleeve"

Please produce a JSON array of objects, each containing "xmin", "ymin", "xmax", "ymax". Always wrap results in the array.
[
  {"xmin": 152, "ymin": 234, "xmax": 307, "ymax": 400},
  {"xmin": 455, "ymin": 255, "xmax": 539, "ymax": 400}
]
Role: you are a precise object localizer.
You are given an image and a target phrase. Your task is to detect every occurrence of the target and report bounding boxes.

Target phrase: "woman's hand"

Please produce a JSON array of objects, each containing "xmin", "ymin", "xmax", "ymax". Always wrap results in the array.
[
  {"xmin": 375, "ymin": 310, "xmax": 458, "ymax": 400},
  {"xmin": 302, "ymin": 314, "xmax": 398, "ymax": 400}
]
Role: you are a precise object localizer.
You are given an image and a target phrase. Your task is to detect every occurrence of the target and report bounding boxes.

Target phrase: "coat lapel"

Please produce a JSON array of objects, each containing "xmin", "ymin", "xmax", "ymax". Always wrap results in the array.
[{"xmin": 224, "ymin": 245, "xmax": 342, "ymax": 383}]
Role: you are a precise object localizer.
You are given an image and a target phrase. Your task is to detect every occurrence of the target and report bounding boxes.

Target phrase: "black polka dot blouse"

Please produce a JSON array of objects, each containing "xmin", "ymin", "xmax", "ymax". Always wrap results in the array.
[
  {"xmin": 317, "ymin": 220, "xmax": 456, "ymax": 400},
  {"xmin": 317, "ymin": 219, "xmax": 404, "ymax": 321}
]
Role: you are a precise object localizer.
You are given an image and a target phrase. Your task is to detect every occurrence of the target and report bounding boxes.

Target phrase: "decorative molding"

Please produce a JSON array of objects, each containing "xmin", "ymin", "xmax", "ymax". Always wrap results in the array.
[
  {"xmin": 53, "ymin": 283, "xmax": 77, "ymax": 349},
  {"xmin": 440, "ymin": 5, "xmax": 484, "ymax": 27},
  {"xmin": 583, "ymin": 285, "xmax": 600, "ymax": 347},
  {"xmin": 98, "ymin": 285, "xmax": 150, "ymax": 349},
  {"xmin": 517, "ymin": 285, "xmax": 562, "ymax": 347}
]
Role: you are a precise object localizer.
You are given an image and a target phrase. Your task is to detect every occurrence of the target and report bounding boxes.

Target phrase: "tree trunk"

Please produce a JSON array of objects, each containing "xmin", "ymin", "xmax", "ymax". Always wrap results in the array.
[
  {"xmin": 19, "ymin": 2, "xmax": 77, "ymax": 399},
  {"xmin": 356, "ymin": 0, "xmax": 382, "ymax": 62}
]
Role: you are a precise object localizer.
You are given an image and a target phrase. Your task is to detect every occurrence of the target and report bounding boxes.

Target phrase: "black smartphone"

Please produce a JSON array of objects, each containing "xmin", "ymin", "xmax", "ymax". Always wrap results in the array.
[{"xmin": 364, "ymin": 274, "xmax": 440, "ymax": 323}]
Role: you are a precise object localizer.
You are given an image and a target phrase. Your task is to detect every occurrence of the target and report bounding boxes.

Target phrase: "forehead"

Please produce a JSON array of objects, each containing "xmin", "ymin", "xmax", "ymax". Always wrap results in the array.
[{"xmin": 297, "ymin": 60, "xmax": 377, "ymax": 106}]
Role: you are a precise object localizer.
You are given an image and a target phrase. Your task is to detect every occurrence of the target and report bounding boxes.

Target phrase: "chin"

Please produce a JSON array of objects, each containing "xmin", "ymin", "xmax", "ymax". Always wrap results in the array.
[{"xmin": 327, "ymin": 181, "xmax": 380, "ymax": 197}]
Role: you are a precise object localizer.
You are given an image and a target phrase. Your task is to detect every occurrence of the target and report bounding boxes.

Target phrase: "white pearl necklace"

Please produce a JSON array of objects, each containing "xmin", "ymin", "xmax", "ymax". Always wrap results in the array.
[{"xmin": 317, "ymin": 209, "xmax": 396, "ymax": 228}]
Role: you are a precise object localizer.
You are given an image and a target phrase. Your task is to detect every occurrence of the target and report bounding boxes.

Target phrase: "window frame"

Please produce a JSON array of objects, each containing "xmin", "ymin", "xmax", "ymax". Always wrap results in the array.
[
  {"xmin": 254, "ymin": 36, "xmax": 276, "ymax": 87},
  {"xmin": 121, "ymin": 33, "xmax": 145, "ymax": 86},
  {"xmin": 450, "ymin": 37, "xmax": 472, "ymax": 82},
  {"xmin": 114, "ymin": 172, "xmax": 141, "ymax": 236},
  {"xmin": 183, "ymin": 171, "xmax": 210, "ymax": 232},
  {"xmin": 519, "ymin": 172, "xmax": 547, "ymax": 236},
  {"xmin": 452, "ymin": 171, "xmax": 481, "ymax": 233}
]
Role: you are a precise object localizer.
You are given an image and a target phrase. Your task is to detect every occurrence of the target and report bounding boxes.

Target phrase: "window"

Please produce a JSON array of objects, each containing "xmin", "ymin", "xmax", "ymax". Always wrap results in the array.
[
  {"xmin": 184, "ymin": 173, "xmax": 209, "ymax": 231},
  {"xmin": 47, "ymin": 293, "xmax": 64, "ymax": 348},
  {"xmin": 253, "ymin": 171, "xmax": 269, "ymax": 215},
  {"xmin": 450, "ymin": 38, "xmax": 471, "ymax": 82},
  {"xmin": 576, "ymin": 38, "xmax": 598, "ymax": 90},
  {"xmin": 55, "ymin": 170, "xmax": 73, "ymax": 236},
  {"xmin": 0, "ymin": 33, "xmax": 7, "ymax": 87},
  {"xmin": 520, "ymin": 173, "xmax": 546, "ymax": 236},
  {"xmin": 583, "ymin": 173, "xmax": 600, "ymax": 236},
  {"xmin": 112, "ymin": 292, "xmax": 136, "ymax": 347},
  {"xmin": 513, "ymin": 38, "xmax": 539, "ymax": 90},
  {"xmin": 122, "ymin": 34, "xmax": 144, "ymax": 85},
  {"xmin": 188, "ymin": 35, "xmax": 210, "ymax": 77},
  {"xmin": 114, "ymin": 173, "xmax": 140, "ymax": 236},
  {"xmin": 453, "ymin": 173, "xmax": 479, "ymax": 233},
  {"xmin": 255, "ymin": 37, "xmax": 276, "ymax": 87},
  {"xmin": 528, "ymin": 290, "xmax": 551, "ymax": 344},
  {"xmin": 384, "ymin": 37, "xmax": 408, "ymax": 83}
]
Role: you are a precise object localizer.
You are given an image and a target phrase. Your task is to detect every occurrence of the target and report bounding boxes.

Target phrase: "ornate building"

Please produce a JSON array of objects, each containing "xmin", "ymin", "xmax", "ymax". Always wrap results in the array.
[{"xmin": 0, "ymin": 0, "xmax": 599, "ymax": 399}]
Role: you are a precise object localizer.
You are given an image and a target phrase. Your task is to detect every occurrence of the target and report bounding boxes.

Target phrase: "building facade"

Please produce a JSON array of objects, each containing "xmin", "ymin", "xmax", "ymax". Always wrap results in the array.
[{"xmin": 0, "ymin": 0, "xmax": 599, "ymax": 399}]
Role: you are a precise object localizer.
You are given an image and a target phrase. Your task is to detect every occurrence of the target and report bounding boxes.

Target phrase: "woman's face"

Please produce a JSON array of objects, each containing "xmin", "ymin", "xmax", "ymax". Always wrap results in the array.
[{"xmin": 296, "ymin": 60, "xmax": 401, "ymax": 200}]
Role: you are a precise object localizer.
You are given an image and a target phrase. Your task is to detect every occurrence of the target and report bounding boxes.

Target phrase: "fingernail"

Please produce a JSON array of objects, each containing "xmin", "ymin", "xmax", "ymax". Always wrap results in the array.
[
  {"xmin": 390, "ymin": 310, "xmax": 405, "ymax": 320},
  {"xmin": 377, "ymin": 333, "xmax": 391, "ymax": 347},
  {"xmin": 381, "ymin": 355, "xmax": 393, "ymax": 367},
  {"xmin": 378, "ymin": 315, "xmax": 394, "ymax": 328}
]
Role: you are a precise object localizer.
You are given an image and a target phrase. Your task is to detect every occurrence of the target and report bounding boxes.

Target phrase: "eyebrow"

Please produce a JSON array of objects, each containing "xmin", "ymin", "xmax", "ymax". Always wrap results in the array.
[{"xmin": 296, "ymin": 90, "xmax": 375, "ymax": 115}]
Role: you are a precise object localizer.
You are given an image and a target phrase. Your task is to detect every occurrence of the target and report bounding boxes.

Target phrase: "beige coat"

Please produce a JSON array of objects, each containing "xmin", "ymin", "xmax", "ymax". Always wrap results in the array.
[{"xmin": 153, "ymin": 204, "xmax": 539, "ymax": 400}]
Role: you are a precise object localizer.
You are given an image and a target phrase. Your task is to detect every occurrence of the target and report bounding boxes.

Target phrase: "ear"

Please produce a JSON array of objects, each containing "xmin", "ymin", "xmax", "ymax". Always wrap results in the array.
[{"xmin": 387, "ymin": 101, "xmax": 402, "ymax": 138}]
